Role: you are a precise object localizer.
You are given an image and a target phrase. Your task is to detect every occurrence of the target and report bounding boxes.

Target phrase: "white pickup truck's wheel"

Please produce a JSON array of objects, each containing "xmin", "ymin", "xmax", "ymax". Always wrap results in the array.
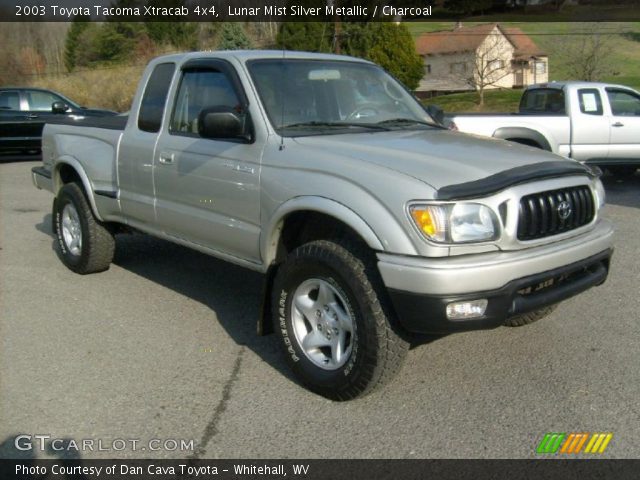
[
  {"xmin": 272, "ymin": 239, "xmax": 409, "ymax": 400},
  {"xmin": 54, "ymin": 183, "xmax": 115, "ymax": 274}
]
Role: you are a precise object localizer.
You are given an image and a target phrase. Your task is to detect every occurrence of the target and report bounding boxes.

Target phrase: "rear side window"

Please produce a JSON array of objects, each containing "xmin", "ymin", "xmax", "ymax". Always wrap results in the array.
[
  {"xmin": 519, "ymin": 88, "xmax": 566, "ymax": 114},
  {"xmin": 578, "ymin": 88, "xmax": 603, "ymax": 115},
  {"xmin": 0, "ymin": 91, "xmax": 20, "ymax": 111},
  {"xmin": 138, "ymin": 63, "xmax": 175, "ymax": 133}
]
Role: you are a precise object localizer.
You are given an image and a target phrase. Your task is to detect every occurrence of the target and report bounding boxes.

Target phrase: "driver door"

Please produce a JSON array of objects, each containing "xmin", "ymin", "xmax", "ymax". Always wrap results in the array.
[{"xmin": 153, "ymin": 59, "xmax": 263, "ymax": 262}]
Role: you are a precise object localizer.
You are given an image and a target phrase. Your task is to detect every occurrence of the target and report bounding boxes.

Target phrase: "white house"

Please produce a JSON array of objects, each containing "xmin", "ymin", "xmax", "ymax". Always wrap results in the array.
[{"xmin": 415, "ymin": 23, "xmax": 549, "ymax": 94}]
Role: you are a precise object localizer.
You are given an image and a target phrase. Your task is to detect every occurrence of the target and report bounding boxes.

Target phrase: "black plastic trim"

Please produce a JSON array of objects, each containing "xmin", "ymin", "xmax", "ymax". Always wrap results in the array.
[{"xmin": 436, "ymin": 161, "xmax": 595, "ymax": 201}]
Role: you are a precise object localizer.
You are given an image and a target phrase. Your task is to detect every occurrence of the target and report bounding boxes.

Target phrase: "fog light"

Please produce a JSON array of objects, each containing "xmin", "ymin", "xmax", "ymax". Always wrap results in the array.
[{"xmin": 446, "ymin": 299, "xmax": 488, "ymax": 320}]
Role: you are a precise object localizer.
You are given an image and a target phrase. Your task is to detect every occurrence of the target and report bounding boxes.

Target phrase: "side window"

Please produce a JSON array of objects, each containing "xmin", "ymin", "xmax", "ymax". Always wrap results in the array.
[
  {"xmin": 0, "ymin": 91, "xmax": 21, "ymax": 111},
  {"xmin": 26, "ymin": 90, "xmax": 62, "ymax": 111},
  {"xmin": 578, "ymin": 89, "xmax": 603, "ymax": 116},
  {"xmin": 170, "ymin": 69, "xmax": 241, "ymax": 135},
  {"xmin": 138, "ymin": 63, "xmax": 175, "ymax": 133},
  {"xmin": 520, "ymin": 88, "xmax": 565, "ymax": 114},
  {"xmin": 607, "ymin": 89, "xmax": 640, "ymax": 116}
]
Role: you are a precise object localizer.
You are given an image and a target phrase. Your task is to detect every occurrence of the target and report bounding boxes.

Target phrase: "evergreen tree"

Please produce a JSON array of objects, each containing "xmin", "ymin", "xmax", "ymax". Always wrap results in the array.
[
  {"xmin": 278, "ymin": 21, "xmax": 424, "ymax": 90},
  {"xmin": 217, "ymin": 23, "xmax": 253, "ymax": 50},
  {"xmin": 144, "ymin": 0, "xmax": 198, "ymax": 49},
  {"xmin": 64, "ymin": 15, "xmax": 90, "ymax": 71},
  {"xmin": 276, "ymin": 22, "xmax": 334, "ymax": 53},
  {"xmin": 345, "ymin": 23, "xmax": 424, "ymax": 90}
]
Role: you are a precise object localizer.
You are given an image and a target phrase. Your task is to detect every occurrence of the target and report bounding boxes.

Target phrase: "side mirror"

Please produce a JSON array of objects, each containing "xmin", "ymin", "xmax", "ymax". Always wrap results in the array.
[
  {"xmin": 52, "ymin": 101, "xmax": 69, "ymax": 114},
  {"xmin": 425, "ymin": 104, "xmax": 445, "ymax": 126},
  {"xmin": 198, "ymin": 106, "xmax": 248, "ymax": 140}
]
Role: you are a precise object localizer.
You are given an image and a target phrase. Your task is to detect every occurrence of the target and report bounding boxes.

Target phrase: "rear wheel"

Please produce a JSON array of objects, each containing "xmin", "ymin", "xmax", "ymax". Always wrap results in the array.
[
  {"xmin": 54, "ymin": 182, "xmax": 115, "ymax": 274},
  {"xmin": 272, "ymin": 239, "xmax": 409, "ymax": 400},
  {"xmin": 504, "ymin": 305, "xmax": 557, "ymax": 327}
]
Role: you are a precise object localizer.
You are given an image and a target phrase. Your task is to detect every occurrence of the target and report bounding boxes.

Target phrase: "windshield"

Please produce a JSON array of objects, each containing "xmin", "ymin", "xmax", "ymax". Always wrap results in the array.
[{"xmin": 247, "ymin": 59, "xmax": 436, "ymax": 136}]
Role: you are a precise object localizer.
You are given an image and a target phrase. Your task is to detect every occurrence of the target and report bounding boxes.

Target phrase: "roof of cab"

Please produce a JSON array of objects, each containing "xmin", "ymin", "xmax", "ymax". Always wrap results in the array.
[
  {"xmin": 526, "ymin": 81, "xmax": 638, "ymax": 91},
  {"xmin": 150, "ymin": 50, "xmax": 373, "ymax": 65}
]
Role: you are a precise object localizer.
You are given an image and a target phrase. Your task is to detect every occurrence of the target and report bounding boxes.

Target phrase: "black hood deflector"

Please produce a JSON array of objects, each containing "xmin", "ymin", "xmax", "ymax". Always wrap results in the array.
[{"xmin": 436, "ymin": 161, "xmax": 596, "ymax": 201}]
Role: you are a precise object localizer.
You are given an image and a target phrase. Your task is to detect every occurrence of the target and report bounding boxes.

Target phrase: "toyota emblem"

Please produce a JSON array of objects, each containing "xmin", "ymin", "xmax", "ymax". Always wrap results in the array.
[{"xmin": 557, "ymin": 201, "xmax": 572, "ymax": 221}]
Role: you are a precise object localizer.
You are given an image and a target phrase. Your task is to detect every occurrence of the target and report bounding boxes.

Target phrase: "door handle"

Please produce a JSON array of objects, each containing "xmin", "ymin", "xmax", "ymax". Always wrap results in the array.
[
  {"xmin": 612, "ymin": 122, "xmax": 624, "ymax": 127},
  {"xmin": 158, "ymin": 153, "xmax": 175, "ymax": 164},
  {"xmin": 26, "ymin": 114, "xmax": 39, "ymax": 119}
]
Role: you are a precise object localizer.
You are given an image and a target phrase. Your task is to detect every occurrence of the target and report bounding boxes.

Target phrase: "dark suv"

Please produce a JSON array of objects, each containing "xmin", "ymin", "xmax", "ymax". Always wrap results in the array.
[{"xmin": 0, "ymin": 87, "xmax": 116, "ymax": 154}]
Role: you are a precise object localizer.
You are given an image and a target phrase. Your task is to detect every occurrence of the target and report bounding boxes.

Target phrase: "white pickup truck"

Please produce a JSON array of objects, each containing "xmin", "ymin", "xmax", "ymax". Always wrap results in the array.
[
  {"xmin": 449, "ymin": 82, "xmax": 640, "ymax": 176},
  {"xmin": 32, "ymin": 52, "xmax": 613, "ymax": 400}
]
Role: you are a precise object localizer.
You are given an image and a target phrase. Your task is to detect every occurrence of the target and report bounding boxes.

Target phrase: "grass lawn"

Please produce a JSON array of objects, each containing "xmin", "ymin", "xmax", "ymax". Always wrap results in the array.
[
  {"xmin": 425, "ymin": 89, "xmax": 523, "ymax": 113},
  {"xmin": 411, "ymin": 21, "xmax": 640, "ymax": 112}
]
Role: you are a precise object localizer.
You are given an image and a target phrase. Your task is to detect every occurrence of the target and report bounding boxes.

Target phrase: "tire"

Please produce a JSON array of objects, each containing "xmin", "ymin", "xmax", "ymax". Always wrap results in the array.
[
  {"xmin": 272, "ymin": 239, "xmax": 409, "ymax": 400},
  {"xmin": 54, "ymin": 182, "xmax": 115, "ymax": 274},
  {"xmin": 503, "ymin": 305, "xmax": 557, "ymax": 327},
  {"xmin": 607, "ymin": 166, "xmax": 637, "ymax": 177}
]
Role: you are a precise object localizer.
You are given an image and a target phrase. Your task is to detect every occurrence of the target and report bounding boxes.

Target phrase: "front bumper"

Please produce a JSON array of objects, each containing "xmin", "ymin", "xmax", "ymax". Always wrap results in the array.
[{"xmin": 378, "ymin": 220, "xmax": 614, "ymax": 334}]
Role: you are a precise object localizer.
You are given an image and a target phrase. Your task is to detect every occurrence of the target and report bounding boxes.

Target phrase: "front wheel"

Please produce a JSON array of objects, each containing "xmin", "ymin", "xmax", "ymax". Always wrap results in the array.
[
  {"xmin": 272, "ymin": 239, "xmax": 409, "ymax": 400},
  {"xmin": 54, "ymin": 182, "xmax": 115, "ymax": 274}
]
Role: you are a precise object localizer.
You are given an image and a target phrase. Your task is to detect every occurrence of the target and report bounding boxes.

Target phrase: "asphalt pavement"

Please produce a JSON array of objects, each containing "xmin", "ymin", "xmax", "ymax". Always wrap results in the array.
[{"xmin": 1, "ymin": 158, "xmax": 638, "ymax": 459}]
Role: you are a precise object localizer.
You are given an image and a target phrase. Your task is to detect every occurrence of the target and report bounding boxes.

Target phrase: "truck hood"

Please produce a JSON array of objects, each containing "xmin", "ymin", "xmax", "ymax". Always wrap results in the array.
[{"xmin": 293, "ymin": 129, "xmax": 573, "ymax": 191}]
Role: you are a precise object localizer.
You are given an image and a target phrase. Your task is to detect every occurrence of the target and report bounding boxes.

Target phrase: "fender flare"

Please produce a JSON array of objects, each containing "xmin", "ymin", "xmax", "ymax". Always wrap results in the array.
[
  {"xmin": 53, "ymin": 156, "xmax": 104, "ymax": 222},
  {"xmin": 493, "ymin": 127, "xmax": 552, "ymax": 152},
  {"xmin": 261, "ymin": 196, "xmax": 389, "ymax": 267}
]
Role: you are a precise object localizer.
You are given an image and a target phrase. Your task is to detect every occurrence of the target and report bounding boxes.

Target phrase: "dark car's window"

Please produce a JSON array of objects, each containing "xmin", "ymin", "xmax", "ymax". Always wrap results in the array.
[
  {"xmin": 519, "ymin": 88, "xmax": 566, "ymax": 114},
  {"xmin": 578, "ymin": 88, "xmax": 603, "ymax": 116},
  {"xmin": 170, "ymin": 69, "xmax": 240, "ymax": 135},
  {"xmin": 138, "ymin": 62, "xmax": 176, "ymax": 133},
  {"xmin": 26, "ymin": 90, "xmax": 63, "ymax": 111},
  {"xmin": 0, "ymin": 91, "xmax": 20, "ymax": 111},
  {"xmin": 606, "ymin": 88, "xmax": 640, "ymax": 116}
]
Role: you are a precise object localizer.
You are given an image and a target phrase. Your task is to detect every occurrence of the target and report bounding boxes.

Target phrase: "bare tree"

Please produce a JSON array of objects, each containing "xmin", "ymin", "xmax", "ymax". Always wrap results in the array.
[{"xmin": 554, "ymin": 24, "xmax": 615, "ymax": 82}]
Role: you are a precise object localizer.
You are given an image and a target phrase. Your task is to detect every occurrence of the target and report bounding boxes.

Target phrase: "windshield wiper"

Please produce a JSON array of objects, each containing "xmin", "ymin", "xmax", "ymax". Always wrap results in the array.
[
  {"xmin": 376, "ymin": 118, "xmax": 442, "ymax": 128},
  {"xmin": 281, "ymin": 121, "xmax": 390, "ymax": 131}
]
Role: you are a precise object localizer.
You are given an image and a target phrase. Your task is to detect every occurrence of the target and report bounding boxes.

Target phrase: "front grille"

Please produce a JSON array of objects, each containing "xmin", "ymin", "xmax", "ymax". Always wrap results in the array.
[{"xmin": 517, "ymin": 186, "xmax": 594, "ymax": 240}]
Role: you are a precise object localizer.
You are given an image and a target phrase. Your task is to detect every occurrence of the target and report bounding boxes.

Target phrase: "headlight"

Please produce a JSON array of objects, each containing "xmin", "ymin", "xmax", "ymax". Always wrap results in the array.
[
  {"xmin": 594, "ymin": 178, "xmax": 606, "ymax": 209},
  {"xmin": 409, "ymin": 203, "xmax": 499, "ymax": 244}
]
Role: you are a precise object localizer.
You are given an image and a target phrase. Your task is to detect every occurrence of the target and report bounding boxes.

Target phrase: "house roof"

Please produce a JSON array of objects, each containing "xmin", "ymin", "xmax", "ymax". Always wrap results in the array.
[
  {"xmin": 415, "ymin": 23, "xmax": 546, "ymax": 59},
  {"xmin": 502, "ymin": 27, "xmax": 546, "ymax": 59}
]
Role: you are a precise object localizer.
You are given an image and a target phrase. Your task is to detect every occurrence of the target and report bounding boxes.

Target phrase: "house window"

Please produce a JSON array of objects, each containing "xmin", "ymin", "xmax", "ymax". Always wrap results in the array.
[
  {"xmin": 450, "ymin": 62, "xmax": 466, "ymax": 74},
  {"xmin": 488, "ymin": 59, "xmax": 504, "ymax": 70},
  {"xmin": 534, "ymin": 61, "xmax": 546, "ymax": 74},
  {"xmin": 425, "ymin": 64, "xmax": 432, "ymax": 75}
]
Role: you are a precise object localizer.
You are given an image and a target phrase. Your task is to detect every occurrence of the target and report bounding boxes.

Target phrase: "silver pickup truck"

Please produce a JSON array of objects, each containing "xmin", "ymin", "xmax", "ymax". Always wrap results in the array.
[
  {"xmin": 449, "ymin": 82, "xmax": 640, "ymax": 176},
  {"xmin": 32, "ymin": 51, "xmax": 613, "ymax": 400}
]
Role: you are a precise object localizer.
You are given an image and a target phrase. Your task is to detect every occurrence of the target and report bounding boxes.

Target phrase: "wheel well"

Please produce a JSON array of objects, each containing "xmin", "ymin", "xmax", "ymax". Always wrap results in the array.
[
  {"xmin": 276, "ymin": 211, "xmax": 371, "ymax": 264},
  {"xmin": 56, "ymin": 163, "xmax": 82, "ymax": 189},
  {"xmin": 259, "ymin": 211, "xmax": 374, "ymax": 336},
  {"xmin": 506, "ymin": 138, "xmax": 544, "ymax": 150}
]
